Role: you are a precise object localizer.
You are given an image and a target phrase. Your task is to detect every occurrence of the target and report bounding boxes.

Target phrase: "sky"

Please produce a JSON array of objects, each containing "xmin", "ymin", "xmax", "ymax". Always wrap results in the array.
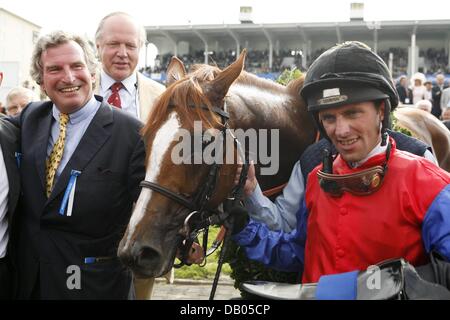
[{"xmin": 2, "ymin": 0, "xmax": 450, "ymax": 39}]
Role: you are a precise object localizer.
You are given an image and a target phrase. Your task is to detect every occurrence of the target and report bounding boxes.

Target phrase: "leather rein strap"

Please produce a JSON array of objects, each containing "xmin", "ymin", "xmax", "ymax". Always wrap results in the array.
[
  {"xmin": 139, "ymin": 181, "xmax": 195, "ymax": 211},
  {"xmin": 139, "ymin": 102, "xmax": 249, "ymax": 300}
]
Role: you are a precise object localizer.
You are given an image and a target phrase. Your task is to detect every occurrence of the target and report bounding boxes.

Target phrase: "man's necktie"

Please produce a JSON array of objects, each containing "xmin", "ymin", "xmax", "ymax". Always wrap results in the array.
[
  {"xmin": 46, "ymin": 113, "xmax": 69, "ymax": 198},
  {"xmin": 108, "ymin": 82, "xmax": 123, "ymax": 108}
]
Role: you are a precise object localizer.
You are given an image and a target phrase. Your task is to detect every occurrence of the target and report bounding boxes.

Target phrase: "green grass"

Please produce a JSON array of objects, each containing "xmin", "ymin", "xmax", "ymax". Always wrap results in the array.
[{"xmin": 174, "ymin": 226, "xmax": 232, "ymax": 280}]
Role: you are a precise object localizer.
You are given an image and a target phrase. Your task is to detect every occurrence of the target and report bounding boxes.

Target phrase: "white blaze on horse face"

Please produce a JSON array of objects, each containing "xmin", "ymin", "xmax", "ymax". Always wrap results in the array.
[{"xmin": 125, "ymin": 112, "xmax": 181, "ymax": 248}]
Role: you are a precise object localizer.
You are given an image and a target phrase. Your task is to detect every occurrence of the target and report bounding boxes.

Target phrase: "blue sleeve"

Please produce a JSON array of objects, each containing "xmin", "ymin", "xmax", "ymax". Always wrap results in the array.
[
  {"xmin": 422, "ymin": 184, "xmax": 450, "ymax": 261},
  {"xmin": 232, "ymin": 197, "xmax": 308, "ymax": 273},
  {"xmin": 244, "ymin": 161, "xmax": 305, "ymax": 232}
]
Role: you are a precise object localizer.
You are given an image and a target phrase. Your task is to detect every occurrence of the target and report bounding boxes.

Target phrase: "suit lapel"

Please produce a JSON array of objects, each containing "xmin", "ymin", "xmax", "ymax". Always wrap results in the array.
[
  {"xmin": 48, "ymin": 100, "xmax": 113, "ymax": 202},
  {"xmin": 33, "ymin": 102, "xmax": 54, "ymax": 192},
  {"xmin": 137, "ymin": 73, "xmax": 151, "ymax": 122}
]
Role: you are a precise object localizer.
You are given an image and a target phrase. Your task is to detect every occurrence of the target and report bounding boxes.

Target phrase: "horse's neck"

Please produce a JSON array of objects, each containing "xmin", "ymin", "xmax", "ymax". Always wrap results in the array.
[{"xmin": 226, "ymin": 78, "xmax": 297, "ymax": 128}]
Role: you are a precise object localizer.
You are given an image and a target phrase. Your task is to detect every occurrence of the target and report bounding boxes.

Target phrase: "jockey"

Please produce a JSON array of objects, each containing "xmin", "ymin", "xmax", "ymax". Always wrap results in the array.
[{"xmin": 232, "ymin": 41, "xmax": 450, "ymax": 294}]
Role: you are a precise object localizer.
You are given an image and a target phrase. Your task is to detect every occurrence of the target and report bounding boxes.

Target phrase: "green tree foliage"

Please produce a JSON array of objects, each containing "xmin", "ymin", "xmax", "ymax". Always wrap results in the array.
[{"xmin": 275, "ymin": 68, "xmax": 303, "ymax": 86}]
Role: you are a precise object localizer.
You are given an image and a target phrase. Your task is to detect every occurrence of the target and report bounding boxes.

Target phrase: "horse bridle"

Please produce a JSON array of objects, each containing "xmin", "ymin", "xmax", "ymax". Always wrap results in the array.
[{"xmin": 139, "ymin": 102, "xmax": 249, "ymax": 268}]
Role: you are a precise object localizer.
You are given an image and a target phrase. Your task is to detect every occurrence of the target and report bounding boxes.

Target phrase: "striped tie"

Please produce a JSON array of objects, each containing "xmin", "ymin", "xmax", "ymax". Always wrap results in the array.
[
  {"xmin": 46, "ymin": 113, "xmax": 69, "ymax": 197},
  {"xmin": 107, "ymin": 82, "xmax": 123, "ymax": 108}
]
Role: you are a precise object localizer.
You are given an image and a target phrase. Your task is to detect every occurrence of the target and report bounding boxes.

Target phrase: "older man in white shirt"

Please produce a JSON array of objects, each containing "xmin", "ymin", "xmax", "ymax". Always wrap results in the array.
[
  {"xmin": 95, "ymin": 11, "xmax": 165, "ymax": 123},
  {"xmin": 94, "ymin": 11, "xmax": 170, "ymax": 300}
]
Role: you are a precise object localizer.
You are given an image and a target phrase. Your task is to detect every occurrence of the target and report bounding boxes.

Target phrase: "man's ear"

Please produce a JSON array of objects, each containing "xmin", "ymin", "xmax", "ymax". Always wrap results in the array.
[
  {"xmin": 0, "ymin": 72, "xmax": 3, "ymax": 86},
  {"xmin": 379, "ymin": 100, "xmax": 385, "ymax": 121},
  {"xmin": 40, "ymin": 83, "xmax": 46, "ymax": 95}
]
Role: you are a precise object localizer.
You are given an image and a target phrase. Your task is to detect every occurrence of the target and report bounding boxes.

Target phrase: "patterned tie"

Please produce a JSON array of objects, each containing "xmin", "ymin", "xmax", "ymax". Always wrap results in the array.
[
  {"xmin": 46, "ymin": 113, "xmax": 69, "ymax": 197},
  {"xmin": 108, "ymin": 82, "xmax": 123, "ymax": 108}
]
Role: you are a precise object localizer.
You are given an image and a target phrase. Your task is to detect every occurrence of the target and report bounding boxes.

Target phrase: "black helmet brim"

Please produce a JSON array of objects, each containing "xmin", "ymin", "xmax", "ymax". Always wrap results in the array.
[{"xmin": 302, "ymin": 79, "xmax": 390, "ymax": 112}]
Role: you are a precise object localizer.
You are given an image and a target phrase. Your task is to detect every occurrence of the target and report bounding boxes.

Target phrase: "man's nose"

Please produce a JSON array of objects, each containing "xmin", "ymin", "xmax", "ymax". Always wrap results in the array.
[
  {"xmin": 62, "ymin": 67, "xmax": 75, "ymax": 83},
  {"xmin": 335, "ymin": 117, "xmax": 350, "ymax": 136},
  {"xmin": 117, "ymin": 44, "xmax": 128, "ymax": 57}
]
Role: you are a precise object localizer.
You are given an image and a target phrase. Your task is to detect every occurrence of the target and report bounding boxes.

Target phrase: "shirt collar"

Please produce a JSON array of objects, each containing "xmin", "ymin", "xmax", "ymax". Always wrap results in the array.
[
  {"xmin": 100, "ymin": 69, "xmax": 137, "ymax": 94},
  {"xmin": 52, "ymin": 95, "xmax": 98, "ymax": 125},
  {"xmin": 348, "ymin": 140, "xmax": 387, "ymax": 168}
]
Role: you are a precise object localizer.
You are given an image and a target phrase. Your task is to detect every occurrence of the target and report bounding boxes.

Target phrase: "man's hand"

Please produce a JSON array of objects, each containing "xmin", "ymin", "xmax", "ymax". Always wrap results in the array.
[
  {"xmin": 228, "ymin": 205, "xmax": 250, "ymax": 235},
  {"xmin": 234, "ymin": 161, "xmax": 258, "ymax": 197},
  {"xmin": 176, "ymin": 241, "xmax": 205, "ymax": 265}
]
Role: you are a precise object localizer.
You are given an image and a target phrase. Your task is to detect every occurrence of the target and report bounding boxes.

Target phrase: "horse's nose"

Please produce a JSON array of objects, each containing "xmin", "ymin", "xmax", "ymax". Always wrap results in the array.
[
  {"xmin": 136, "ymin": 245, "xmax": 161, "ymax": 269},
  {"xmin": 119, "ymin": 240, "xmax": 161, "ymax": 271}
]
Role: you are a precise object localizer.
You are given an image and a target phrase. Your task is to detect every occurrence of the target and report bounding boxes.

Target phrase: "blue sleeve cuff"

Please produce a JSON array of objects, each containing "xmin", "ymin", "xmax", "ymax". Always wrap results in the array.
[
  {"xmin": 245, "ymin": 184, "xmax": 266, "ymax": 210},
  {"xmin": 316, "ymin": 271, "xmax": 359, "ymax": 300},
  {"xmin": 422, "ymin": 184, "xmax": 450, "ymax": 260}
]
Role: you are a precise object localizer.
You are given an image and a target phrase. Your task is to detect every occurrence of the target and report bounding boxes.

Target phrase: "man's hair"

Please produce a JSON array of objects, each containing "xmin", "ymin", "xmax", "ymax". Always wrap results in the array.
[
  {"xmin": 95, "ymin": 12, "xmax": 146, "ymax": 48},
  {"xmin": 30, "ymin": 30, "xmax": 98, "ymax": 85},
  {"xmin": 6, "ymin": 87, "xmax": 35, "ymax": 106}
]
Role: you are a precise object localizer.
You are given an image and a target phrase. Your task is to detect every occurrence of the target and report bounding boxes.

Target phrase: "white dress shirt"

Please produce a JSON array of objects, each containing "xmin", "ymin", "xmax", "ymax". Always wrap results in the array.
[
  {"xmin": 0, "ymin": 145, "xmax": 9, "ymax": 258},
  {"xmin": 47, "ymin": 96, "xmax": 101, "ymax": 183},
  {"xmin": 99, "ymin": 70, "xmax": 140, "ymax": 119}
]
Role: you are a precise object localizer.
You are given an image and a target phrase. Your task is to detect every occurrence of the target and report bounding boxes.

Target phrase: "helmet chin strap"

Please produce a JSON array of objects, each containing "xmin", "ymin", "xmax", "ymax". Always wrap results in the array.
[{"xmin": 381, "ymin": 98, "xmax": 392, "ymax": 146}]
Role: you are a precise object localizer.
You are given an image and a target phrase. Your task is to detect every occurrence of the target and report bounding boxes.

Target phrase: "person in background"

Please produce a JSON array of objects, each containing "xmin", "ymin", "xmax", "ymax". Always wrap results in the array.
[
  {"xmin": 424, "ymin": 80, "xmax": 433, "ymax": 102},
  {"xmin": 432, "ymin": 73, "xmax": 448, "ymax": 119},
  {"xmin": 410, "ymin": 72, "xmax": 427, "ymax": 105},
  {"xmin": 94, "ymin": 11, "xmax": 170, "ymax": 300},
  {"xmin": 396, "ymin": 75, "xmax": 410, "ymax": 104},
  {"xmin": 442, "ymin": 107, "xmax": 450, "ymax": 131},
  {"xmin": 441, "ymin": 87, "xmax": 450, "ymax": 118},
  {"xmin": 5, "ymin": 87, "xmax": 35, "ymax": 116},
  {"xmin": 94, "ymin": 11, "xmax": 165, "ymax": 123}
]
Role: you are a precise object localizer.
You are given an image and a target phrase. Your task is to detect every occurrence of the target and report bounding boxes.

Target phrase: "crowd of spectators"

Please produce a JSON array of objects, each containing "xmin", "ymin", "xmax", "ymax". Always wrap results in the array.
[
  {"xmin": 143, "ymin": 46, "xmax": 449, "ymax": 79},
  {"xmin": 378, "ymin": 47, "xmax": 449, "ymax": 77},
  {"xmin": 149, "ymin": 48, "xmax": 304, "ymax": 75},
  {"xmin": 139, "ymin": 46, "xmax": 450, "ymax": 130}
]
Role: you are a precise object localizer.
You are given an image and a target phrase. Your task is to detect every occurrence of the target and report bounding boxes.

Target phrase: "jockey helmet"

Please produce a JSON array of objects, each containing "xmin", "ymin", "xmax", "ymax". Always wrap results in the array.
[{"xmin": 300, "ymin": 41, "xmax": 398, "ymax": 145}]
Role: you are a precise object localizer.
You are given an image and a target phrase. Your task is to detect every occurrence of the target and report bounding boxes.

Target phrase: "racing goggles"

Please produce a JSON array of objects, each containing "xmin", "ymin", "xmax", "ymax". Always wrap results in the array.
[{"xmin": 317, "ymin": 165, "xmax": 385, "ymax": 197}]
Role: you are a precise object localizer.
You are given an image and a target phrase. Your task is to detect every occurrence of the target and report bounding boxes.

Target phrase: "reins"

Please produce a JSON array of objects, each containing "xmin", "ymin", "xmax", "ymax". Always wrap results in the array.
[{"xmin": 139, "ymin": 101, "xmax": 249, "ymax": 300}]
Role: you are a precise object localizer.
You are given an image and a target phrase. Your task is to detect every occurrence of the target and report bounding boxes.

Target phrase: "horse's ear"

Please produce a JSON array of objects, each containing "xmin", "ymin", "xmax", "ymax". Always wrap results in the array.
[
  {"xmin": 210, "ymin": 49, "xmax": 247, "ymax": 101},
  {"xmin": 166, "ymin": 56, "xmax": 186, "ymax": 87}
]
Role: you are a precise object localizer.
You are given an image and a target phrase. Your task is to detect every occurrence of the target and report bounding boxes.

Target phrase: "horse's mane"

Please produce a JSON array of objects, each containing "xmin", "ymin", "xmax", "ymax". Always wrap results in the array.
[
  {"xmin": 142, "ymin": 64, "xmax": 223, "ymax": 143},
  {"xmin": 285, "ymin": 75, "xmax": 305, "ymax": 97},
  {"xmin": 142, "ymin": 64, "xmax": 306, "ymax": 145}
]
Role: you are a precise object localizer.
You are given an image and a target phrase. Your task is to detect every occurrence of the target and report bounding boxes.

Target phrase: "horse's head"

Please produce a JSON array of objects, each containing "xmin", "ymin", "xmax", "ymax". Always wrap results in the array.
[{"xmin": 118, "ymin": 51, "xmax": 247, "ymax": 278}]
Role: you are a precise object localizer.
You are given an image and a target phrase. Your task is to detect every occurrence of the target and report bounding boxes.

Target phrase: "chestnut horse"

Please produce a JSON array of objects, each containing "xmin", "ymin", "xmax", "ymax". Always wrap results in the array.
[
  {"xmin": 117, "ymin": 51, "xmax": 317, "ymax": 278},
  {"xmin": 394, "ymin": 107, "xmax": 450, "ymax": 172}
]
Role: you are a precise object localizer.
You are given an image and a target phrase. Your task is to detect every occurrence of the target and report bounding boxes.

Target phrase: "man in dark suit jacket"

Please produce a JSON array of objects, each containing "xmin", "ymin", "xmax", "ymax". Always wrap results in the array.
[
  {"xmin": 10, "ymin": 31, "xmax": 145, "ymax": 299},
  {"xmin": 396, "ymin": 75, "xmax": 411, "ymax": 104},
  {"xmin": 431, "ymin": 73, "xmax": 448, "ymax": 119},
  {"xmin": 0, "ymin": 72, "xmax": 21, "ymax": 299}
]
